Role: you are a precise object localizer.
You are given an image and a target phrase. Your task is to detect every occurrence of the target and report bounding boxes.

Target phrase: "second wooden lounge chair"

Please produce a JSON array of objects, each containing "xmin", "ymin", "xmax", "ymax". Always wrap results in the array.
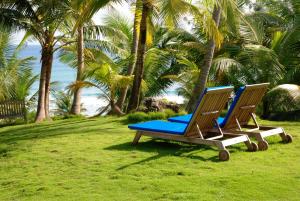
[
  {"xmin": 168, "ymin": 83, "xmax": 293, "ymax": 151},
  {"xmin": 128, "ymin": 86, "xmax": 258, "ymax": 161}
]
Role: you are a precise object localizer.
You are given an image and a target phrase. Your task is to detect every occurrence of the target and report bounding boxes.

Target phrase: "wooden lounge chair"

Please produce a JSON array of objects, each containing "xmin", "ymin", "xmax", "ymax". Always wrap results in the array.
[
  {"xmin": 128, "ymin": 87, "xmax": 258, "ymax": 161},
  {"xmin": 168, "ymin": 83, "xmax": 293, "ymax": 151}
]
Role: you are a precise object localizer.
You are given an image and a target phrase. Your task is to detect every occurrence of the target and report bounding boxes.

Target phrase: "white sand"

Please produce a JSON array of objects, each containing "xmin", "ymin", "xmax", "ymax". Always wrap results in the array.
[{"xmin": 80, "ymin": 94, "xmax": 184, "ymax": 116}]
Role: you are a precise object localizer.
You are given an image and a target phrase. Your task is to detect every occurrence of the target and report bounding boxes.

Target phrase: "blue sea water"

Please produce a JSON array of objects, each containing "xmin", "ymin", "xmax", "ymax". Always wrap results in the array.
[
  {"xmin": 18, "ymin": 45, "xmax": 183, "ymax": 115},
  {"xmin": 19, "ymin": 44, "xmax": 98, "ymax": 97}
]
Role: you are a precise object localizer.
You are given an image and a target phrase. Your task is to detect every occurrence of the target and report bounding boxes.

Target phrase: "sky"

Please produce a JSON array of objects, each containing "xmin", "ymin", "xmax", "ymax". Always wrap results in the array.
[{"xmin": 14, "ymin": 2, "xmax": 133, "ymax": 44}]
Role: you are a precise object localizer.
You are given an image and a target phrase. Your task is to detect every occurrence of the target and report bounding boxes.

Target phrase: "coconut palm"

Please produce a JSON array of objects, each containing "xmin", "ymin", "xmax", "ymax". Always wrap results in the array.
[
  {"xmin": 127, "ymin": 0, "xmax": 203, "ymax": 112},
  {"xmin": 207, "ymin": 0, "xmax": 300, "ymax": 88},
  {"xmin": 116, "ymin": 0, "xmax": 147, "ymax": 111},
  {"xmin": 0, "ymin": 0, "xmax": 71, "ymax": 122},
  {"xmin": 67, "ymin": 0, "xmax": 122, "ymax": 115},
  {"xmin": 0, "ymin": 29, "xmax": 38, "ymax": 102},
  {"xmin": 162, "ymin": 58, "xmax": 200, "ymax": 101},
  {"xmin": 68, "ymin": 60, "xmax": 134, "ymax": 115},
  {"xmin": 127, "ymin": 0, "xmax": 153, "ymax": 112},
  {"xmin": 258, "ymin": 0, "xmax": 300, "ymax": 85}
]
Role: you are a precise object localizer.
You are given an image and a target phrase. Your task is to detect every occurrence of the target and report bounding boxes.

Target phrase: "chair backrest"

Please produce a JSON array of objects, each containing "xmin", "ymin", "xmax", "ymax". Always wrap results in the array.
[
  {"xmin": 184, "ymin": 86, "xmax": 234, "ymax": 137},
  {"xmin": 221, "ymin": 83, "xmax": 269, "ymax": 129}
]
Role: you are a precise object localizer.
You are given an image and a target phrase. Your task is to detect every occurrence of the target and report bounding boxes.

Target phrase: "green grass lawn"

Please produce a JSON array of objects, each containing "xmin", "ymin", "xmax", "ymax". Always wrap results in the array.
[{"xmin": 0, "ymin": 117, "xmax": 299, "ymax": 201}]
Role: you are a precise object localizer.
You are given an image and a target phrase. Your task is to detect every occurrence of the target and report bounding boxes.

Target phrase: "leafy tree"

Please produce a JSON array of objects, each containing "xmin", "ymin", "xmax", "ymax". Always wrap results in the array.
[
  {"xmin": 0, "ymin": 0, "xmax": 71, "ymax": 122},
  {"xmin": 127, "ymin": 0, "xmax": 200, "ymax": 112},
  {"xmin": 67, "ymin": 0, "xmax": 121, "ymax": 115},
  {"xmin": 68, "ymin": 60, "xmax": 134, "ymax": 115},
  {"xmin": 0, "ymin": 29, "xmax": 38, "ymax": 103}
]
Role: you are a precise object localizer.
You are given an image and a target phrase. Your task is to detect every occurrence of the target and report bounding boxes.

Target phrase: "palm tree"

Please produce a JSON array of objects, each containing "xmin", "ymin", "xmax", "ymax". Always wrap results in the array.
[
  {"xmin": 116, "ymin": 0, "xmax": 141, "ymax": 110},
  {"xmin": 0, "ymin": 29, "xmax": 38, "ymax": 102},
  {"xmin": 68, "ymin": 56, "xmax": 134, "ymax": 115},
  {"xmin": 259, "ymin": 0, "xmax": 300, "ymax": 85},
  {"xmin": 127, "ymin": 0, "xmax": 199, "ymax": 112},
  {"xmin": 68, "ymin": 0, "xmax": 121, "ymax": 115},
  {"xmin": 127, "ymin": 0, "xmax": 152, "ymax": 112},
  {"xmin": 186, "ymin": 2, "xmax": 222, "ymax": 112},
  {"xmin": 206, "ymin": 0, "xmax": 300, "ymax": 88},
  {"xmin": 0, "ymin": 0, "xmax": 71, "ymax": 122}
]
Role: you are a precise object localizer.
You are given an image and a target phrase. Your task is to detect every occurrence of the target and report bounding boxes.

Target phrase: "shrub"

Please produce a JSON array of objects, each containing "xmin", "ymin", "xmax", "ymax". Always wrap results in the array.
[
  {"xmin": 164, "ymin": 109, "xmax": 176, "ymax": 118},
  {"xmin": 127, "ymin": 110, "xmax": 188, "ymax": 123},
  {"xmin": 148, "ymin": 112, "xmax": 166, "ymax": 120},
  {"xmin": 177, "ymin": 110, "xmax": 187, "ymax": 116},
  {"xmin": 127, "ymin": 112, "xmax": 149, "ymax": 123}
]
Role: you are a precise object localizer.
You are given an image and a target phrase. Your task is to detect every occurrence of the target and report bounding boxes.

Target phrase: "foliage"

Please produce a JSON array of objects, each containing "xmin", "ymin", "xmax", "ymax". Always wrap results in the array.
[
  {"xmin": 53, "ymin": 91, "xmax": 86, "ymax": 116},
  {"xmin": 263, "ymin": 84, "xmax": 300, "ymax": 114},
  {"xmin": 126, "ymin": 109, "xmax": 186, "ymax": 123},
  {"xmin": 0, "ymin": 29, "xmax": 37, "ymax": 102},
  {"xmin": 127, "ymin": 111, "xmax": 149, "ymax": 123},
  {"xmin": 148, "ymin": 112, "xmax": 167, "ymax": 120}
]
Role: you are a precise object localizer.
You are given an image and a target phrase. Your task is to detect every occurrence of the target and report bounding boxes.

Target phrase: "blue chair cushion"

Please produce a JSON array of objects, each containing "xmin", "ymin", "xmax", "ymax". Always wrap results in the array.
[
  {"xmin": 168, "ymin": 114, "xmax": 192, "ymax": 123},
  {"xmin": 220, "ymin": 86, "xmax": 246, "ymax": 127},
  {"xmin": 128, "ymin": 120, "xmax": 187, "ymax": 135},
  {"xmin": 168, "ymin": 115, "xmax": 224, "ymax": 125}
]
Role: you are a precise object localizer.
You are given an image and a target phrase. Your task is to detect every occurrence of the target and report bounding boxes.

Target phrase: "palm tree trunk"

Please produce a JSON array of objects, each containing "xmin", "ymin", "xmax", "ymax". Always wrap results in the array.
[
  {"xmin": 35, "ymin": 37, "xmax": 54, "ymax": 122},
  {"xmin": 35, "ymin": 57, "xmax": 47, "ymax": 122},
  {"xmin": 127, "ymin": 1, "xmax": 149, "ymax": 112},
  {"xmin": 106, "ymin": 89, "xmax": 123, "ymax": 115},
  {"xmin": 71, "ymin": 25, "xmax": 84, "ymax": 115},
  {"xmin": 44, "ymin": 50, "xmax": 53, "ymax": 119},
  {"xmin": 186, "ymin": 5, "xmax": 222, "ymax": 113},
  {"xmin": 116, "ymin": 1, "xmax": 140, "ymax": 111}
]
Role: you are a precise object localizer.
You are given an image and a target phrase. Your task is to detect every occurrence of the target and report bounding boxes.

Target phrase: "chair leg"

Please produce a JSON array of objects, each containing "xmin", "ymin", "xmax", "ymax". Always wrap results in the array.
[
  {"xmin": 255, "ymin": 134, "xmax": 269, "ymax": 151},
  {"xmin": 279, "ymin": 129, "xmax": 293, "ymax": 143},
  {"xmin": 244, "ymin": 140, "xmax": 258, "ymax": 152},
  {"xmin": 132, "ymin": 132, "xmax": 142, "ymax": 145}
]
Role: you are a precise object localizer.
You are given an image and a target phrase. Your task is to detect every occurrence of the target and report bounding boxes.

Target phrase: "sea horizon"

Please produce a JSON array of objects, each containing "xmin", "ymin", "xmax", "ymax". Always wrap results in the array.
[{"xmin": 19, "ymin": 44, "xmax": 184, "ymax": 116}]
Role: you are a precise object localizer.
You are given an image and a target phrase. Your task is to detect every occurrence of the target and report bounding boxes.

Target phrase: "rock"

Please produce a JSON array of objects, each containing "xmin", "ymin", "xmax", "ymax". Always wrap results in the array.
[{"xmin": 140, "ymin": 97, "xmax": 181, "ymax": 113}]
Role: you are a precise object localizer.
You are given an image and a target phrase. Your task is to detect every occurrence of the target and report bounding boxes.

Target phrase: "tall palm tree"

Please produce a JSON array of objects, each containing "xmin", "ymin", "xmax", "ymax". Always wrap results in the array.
[
  {"xmin": 127, "ymin": 0, "xmax": 152, "ymax": 112},
  {"xmin": 0, "ymin": 0, "xmax": 71, "ymax": 122},
  {"xmin": 116, "ymin": 0, "xmax": 141, "ymax": 110},
  {"xmin": 186, "ymin": 1, "xmax": 222, "ymax": 112},
  {"xmin": 68, "ymin": 0, "xmax": 120, "ymax": 115},
  {"xmin": 186, "ymin": 0, "xmax": 262, "ymax": 112},
  {"xmin": 127, "ymin": 0, "xmax": 199, "ymax": 112}
]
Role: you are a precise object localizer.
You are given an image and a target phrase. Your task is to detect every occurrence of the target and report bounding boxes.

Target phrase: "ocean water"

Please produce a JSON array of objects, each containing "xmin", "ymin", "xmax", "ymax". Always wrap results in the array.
[{"xmin": 19, "ymin": 45, "xmax": 183, "ymax": 116}]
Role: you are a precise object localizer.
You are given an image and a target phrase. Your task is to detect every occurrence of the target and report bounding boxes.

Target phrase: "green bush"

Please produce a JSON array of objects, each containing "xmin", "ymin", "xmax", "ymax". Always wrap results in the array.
[
  {"xmin": 164, "ymin": 109, "xmax": 176, "ymax": 118},
  {"xmin": 127, "ymin": 110, "xmax": 188, "ymax": 123},
  {"xmin": 177, "ymin": 110, "xmax": 187, "ymax": 116},
  {"xmin": 148, "ymin": 112, "xmax": 166, "ymax": 120},
  {"xmin": 127, "ymin": 112, "xmax": 149, "ymax": 123}
]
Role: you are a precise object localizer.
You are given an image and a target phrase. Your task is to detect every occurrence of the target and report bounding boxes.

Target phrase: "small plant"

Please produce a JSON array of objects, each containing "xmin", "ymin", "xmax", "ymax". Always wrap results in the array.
[
  {"xmin": 148, "ymin": 112, "xmax": 166, "ymax": 120},
  {"xmin": 127, "ymin": 110, "xmax": 188, "ymax": 123},
  {"xmin": 164, "ymin": 109, "xmax": 176, "ymax": 118},
  {"xmin": 127, "ymin": 112, "xmax": 149, "ymax": 123},
  {"xmin": 177, "ymin": 110, "xmax": 187, "ymax": 116}
]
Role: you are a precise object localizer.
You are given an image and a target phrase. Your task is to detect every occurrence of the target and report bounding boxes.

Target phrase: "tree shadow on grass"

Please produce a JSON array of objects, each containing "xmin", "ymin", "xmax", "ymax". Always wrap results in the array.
[
  {"xmin": 105, "ymin": 139, "xmax": 223, "ymax": 169},
  {"xmin": 0, "ymin": 118, "xmax": 124, "ymax": 148}
]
